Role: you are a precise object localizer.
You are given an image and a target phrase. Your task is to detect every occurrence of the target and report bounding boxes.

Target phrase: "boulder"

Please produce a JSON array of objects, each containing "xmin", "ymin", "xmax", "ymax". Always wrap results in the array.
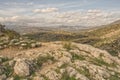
[
  {"xmin": 0, "ymin": 74, "xmax": 6, "ymax": 80},
  {"xmin": 33, "ymin": 76, "xmax": 44, "ymax": 80},
  {"xmin": 31, "ymin": 43, "xmax": 37, "ymax": 48},
  {"xmin": 14, "ymin": 59, "xmax": 33, "ymax": 77}
]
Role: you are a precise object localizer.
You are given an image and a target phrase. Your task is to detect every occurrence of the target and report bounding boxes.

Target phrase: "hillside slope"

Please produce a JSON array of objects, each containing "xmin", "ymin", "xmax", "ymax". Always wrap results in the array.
[
  {"xmin": 0, "ymin": 42, "xmax": 120, "ymax": 80},
  {"xmin": 74, "ymin": 20, "xmax": 120, "ymax": 56}
]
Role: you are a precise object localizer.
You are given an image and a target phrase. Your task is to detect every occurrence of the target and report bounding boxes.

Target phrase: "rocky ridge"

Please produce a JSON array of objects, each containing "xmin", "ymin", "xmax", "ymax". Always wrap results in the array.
[{"xmin": 0, "ymin": 42, "xmax": 120, "ymax": 80}]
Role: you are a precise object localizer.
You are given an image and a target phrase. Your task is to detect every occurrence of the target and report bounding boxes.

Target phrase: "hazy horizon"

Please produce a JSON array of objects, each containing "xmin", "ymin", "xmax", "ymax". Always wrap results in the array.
[{"xmin": 0, "ymin": 0, "xmax": 120, "ymax": 27}]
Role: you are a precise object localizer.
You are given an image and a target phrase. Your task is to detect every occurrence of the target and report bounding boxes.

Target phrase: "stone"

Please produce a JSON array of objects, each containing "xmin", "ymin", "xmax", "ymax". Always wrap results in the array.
[
  {"xmin": 0, "ymin": 74, "xmax": 6, "ymax": 80},
  {"xmin": 6, "ymin": 77, "xmax": 14, "ymax": 80},
  {"xmin": 9, "ymin": 60, "xmax": 16, "ymax": 66},
  {"xmin": 14, "ymin": 59, "xmax": 32, "ymax": 77},
  {"xmin": 0, "ymin": 46, "xmax": 4, "ymax": 50},
  {"xmin": 75, "ymin": 73, "xmax": 89, "ymax": 80},
  {"xmin": 33, "ymin": 76, "xmax": 44, "ymax": 80},
  {"xmin": 59, "ymin": 56, "xmax": 71, "ymax": 63},
  {"xmin": 46, "ymin": 71, "xmax": 60, "ymax": 80},
  {"xmin": 31, "ymin": 43, "xmax": 37, "ymax": 48},
  {"xmin": 21, "ymin": 43, "xmax": 27, "ymax": 47}
]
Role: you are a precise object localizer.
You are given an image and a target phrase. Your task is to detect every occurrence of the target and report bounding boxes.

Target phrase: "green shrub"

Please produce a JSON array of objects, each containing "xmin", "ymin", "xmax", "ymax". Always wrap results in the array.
[
  {"xmin": 4, "ymin": 29, "xmax": 20, "ymax": 40},
  {"xmin": 13, "ymin": 75, "xmax": 24, "ymax": 80},
  {"xmin": 71, "ymin": 53, "xmax": 85, "ymax": 61},
  {"xmin": 35, "ymin": 55, "xmax": 54, "ymax": 67},
  {"xmin": 63, "ymin": 41, "xmax": 73, "ymax": 51},
  {"xmin": 4, "ymin": 64, "xmax": 13, "ymax": 77},
  {"xmin": 109, "ymin": 72, "xmax": 120, "ymax": 80},
  {"xmin": 90, "ymin": 58, "xmax": 109, "ymax": 66},
  {"xmin": 61, "ymin": 71, "xmax": 77, "ymax": 80}
]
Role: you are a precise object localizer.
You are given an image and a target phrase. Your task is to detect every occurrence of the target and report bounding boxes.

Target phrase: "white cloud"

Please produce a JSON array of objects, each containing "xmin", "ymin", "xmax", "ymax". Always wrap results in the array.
[
  {"xmin": 0, "ymin": 17, "xmax": 4, "ymax": 22},
  {"xmin": 0, "ymin": 9, "xmax": 120, "ymax": 27},
  {"xmin": 87, "ymin": 9, "xmax": 102, "ymax": 13},
  {"xmin": 4, "ymin": 2, "xmax": 34, "ymax": 6},
  {"xmin": 10, "ymin": 16, "xmax": 20, "ymax": 21},
  {"xmin": 33, "ymin": 8, "xmax": 58, "ymax": 13}
]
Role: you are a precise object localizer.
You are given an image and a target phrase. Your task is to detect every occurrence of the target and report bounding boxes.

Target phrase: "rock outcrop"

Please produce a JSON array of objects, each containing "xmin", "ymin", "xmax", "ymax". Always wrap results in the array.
[
  {"xmin": 0, "ymin": 42, "xmax": 120, "ymax": 80},
  {"xmin": 14, "ymin": 59, "xmax": 33, "ymax": 77}
]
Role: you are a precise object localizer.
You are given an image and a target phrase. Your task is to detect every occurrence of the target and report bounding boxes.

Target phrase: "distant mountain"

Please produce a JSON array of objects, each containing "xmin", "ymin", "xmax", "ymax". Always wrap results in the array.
[{"xmin": 3, "ymin": 20, "xmax": 120, "ymax": 57}]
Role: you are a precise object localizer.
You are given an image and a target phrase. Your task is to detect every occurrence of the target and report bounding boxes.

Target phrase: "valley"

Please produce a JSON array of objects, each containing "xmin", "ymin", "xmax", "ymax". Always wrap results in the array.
[{"xmin": 0, "ymin": 20, "xmax": 120, "ymax": 80}]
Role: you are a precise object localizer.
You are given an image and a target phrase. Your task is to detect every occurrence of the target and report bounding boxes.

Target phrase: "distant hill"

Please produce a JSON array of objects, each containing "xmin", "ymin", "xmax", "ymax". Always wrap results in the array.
[
  {"xmin": 20, "ymin": 20, "xmax": 120, "ymax": 56},
  {"xmin": 0, "ymin": 24, "xmax": 20, "ymax": 39},
  {"xmin": 3, "ymin": 20, "xmax": 120, "ymax": 56}
]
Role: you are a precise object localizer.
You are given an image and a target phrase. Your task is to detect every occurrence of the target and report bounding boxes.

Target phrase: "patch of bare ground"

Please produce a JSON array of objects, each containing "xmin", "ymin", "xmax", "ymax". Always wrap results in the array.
[{"xmin": 0, "ymin": 42, "xmax": 62, "ymax": 58}]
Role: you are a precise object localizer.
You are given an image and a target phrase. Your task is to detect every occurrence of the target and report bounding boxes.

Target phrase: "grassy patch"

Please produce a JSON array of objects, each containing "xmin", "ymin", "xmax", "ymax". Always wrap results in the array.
[
  {"xmin": 13, "ymin": 75, "xmax": 24, "ymax": 80},
  {"xmin": 55, "ymin": 68, "xmax": 60, "ymax": 74},
  {"xmin": 90, "ymin": 58, "xmax": 110, "ymax": 66},
  {"xmin": 0, "ymin": 57, "xmax": 9, "ymax": 63},
  {"xmin": 71, "ymin": 52, "xmax": 85, "ymax": 61},
  {"xmin": 4, "ymin": 64, "xmax": 13, "ymax": 77},
  {"xmin": 41, "ymin": 75, "xmax": 49, "ymax": 80},
  {"xmin": 90, "ymin": 58, "xmax": 116, "ymax": 67},
  {"xmin": 75, "ymin": 67, "xmax": 92, "ymax": 79},
  {"xmin": 109, "ymin": 72, "xmax": 120, "ymax": 80},
  {"xmin": 35, "ymin": 54, "xmax": 54, "ymax": 68},
  {"xmin": 60, "ymin": 63, "xmax": 68, "ymax": 68},
  {"xmin": 4, "ymin": 29, "xmax": 20, "ymax": 40},
  {"xmin": 79, "ymin": 67, "xmax": 89, "ymax": 76},
  {"xmin": 63, "ymin": 41, "xmax": 73, "ymax": 51},
  {"xmin": 61, "ymin": 71, "xmax": 77, "ymax": 80}
]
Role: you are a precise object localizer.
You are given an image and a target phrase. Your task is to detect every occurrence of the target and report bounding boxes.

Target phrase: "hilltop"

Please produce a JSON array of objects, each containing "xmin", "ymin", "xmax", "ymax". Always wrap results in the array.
[{"xmin": 0, "ymin": 41, "xmax": 120, "ymax": 80}]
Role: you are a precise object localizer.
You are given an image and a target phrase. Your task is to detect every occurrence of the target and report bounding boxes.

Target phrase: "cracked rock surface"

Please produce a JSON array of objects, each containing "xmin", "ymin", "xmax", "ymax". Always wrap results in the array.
[{"xmin": 0, "ymin": 42, "xmax": 120, "ymax": 80}]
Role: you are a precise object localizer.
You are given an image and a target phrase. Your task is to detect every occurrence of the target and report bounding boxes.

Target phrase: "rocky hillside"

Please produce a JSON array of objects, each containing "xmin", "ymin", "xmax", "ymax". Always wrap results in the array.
[
  {"xmin": 0, "ymin": 42, "xmax": 120, "ymax": 80},
  {"xmin": 20, "ymin": 20, "xmax": 120, "ymax": 56},
  {"xmin": 73, "ymin": 20, "xmax": 120, "ymax": 56},
  {"xmin": 0, "ymin": 24, "xmax": 41, "ymax": 50}
]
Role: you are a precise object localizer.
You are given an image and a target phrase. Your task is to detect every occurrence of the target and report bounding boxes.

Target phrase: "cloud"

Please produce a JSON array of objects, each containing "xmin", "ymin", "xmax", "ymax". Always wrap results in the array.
[
  {"xmin": 87, "ymin": 9, "xmax": 102, "ymax": 13},
  {"xmin": 4, "ymin": 2, "xmax": 34, "ymax": 6},
  {"xmin": 0, "ymin": 9, "xmax": 120, "ymax": 27},
  {"xmin": 33, "ymin": 8, "xmax": 58, "ymax": 13},
  {"xmin": 0, "ymin": 17, "xmax": 4, "ymax": 22}
]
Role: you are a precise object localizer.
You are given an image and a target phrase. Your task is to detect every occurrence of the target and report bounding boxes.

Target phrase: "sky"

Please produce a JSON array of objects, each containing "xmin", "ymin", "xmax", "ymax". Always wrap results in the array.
[{"xmin": 0, "ymin": 0, "xmax": 120, "ymax": 27}]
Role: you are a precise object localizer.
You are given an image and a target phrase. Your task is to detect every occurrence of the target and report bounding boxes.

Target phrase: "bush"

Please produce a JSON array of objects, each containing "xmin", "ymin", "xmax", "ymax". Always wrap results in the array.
[
  {"xmin": 61, "ymin": 71, "xmax": 76, "ymax": 80},
  {"xmin": 63, "ymin": 41, "xmax": 73, "ymax": 51},
  {"xmin": 35, "ymin": 55, "xmax": 54, "ymax": 67},
  {"xmin": 4, "ymin": 29, "xmax": 20, "ymax": 40}
]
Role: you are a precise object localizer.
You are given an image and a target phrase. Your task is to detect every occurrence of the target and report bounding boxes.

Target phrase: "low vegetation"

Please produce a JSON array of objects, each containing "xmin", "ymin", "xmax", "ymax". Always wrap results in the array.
[
  {"xmin": 61, "ymin": 71, "xmax": 76, "ymax": 80},
  {"xmin": 62, "ymin": 41, "xmax": 73, "ymax": 51},
  {"xmin": 35, "ymin": 54, "xmax": 55, "ymax": 67},
  {"xmin": 0, "ymin": 24, "xmax": 41, "ymax": 50},
  {"xmin": 21, "ymin": 21, "xmax": 120, "ymax": 56},
  {"xmin": 0, "ymin": 42, "xmax": 120, "ymax": 80}
]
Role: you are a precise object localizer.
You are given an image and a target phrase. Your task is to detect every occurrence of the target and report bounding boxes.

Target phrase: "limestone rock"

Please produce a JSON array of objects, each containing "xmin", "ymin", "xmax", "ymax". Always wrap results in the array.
[
  {"xmin": 0, "ymin": 74, "xmax": 6, "ymax": 80},
  {"xmin": 14, "ymin": 59, "xmax": 33, "ymax": 77}
]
